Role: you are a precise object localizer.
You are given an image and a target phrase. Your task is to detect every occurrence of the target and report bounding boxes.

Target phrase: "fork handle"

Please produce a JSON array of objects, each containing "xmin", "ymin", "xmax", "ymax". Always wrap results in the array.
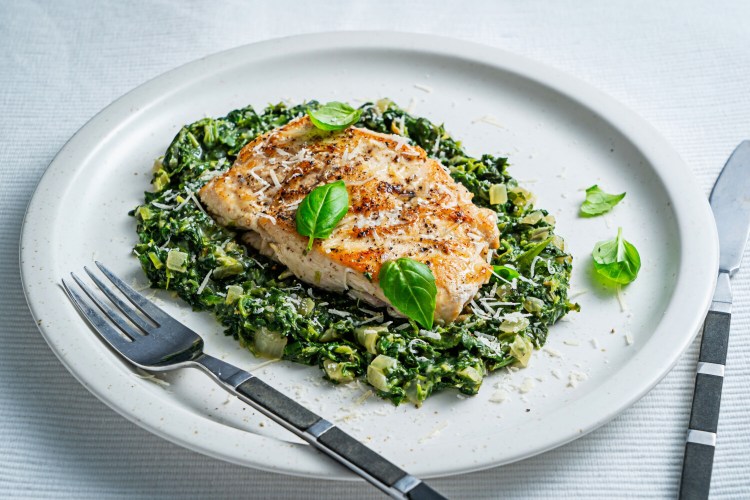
[{"xmin": 196, "ymin": 355, "xmax": 446, "ymax": 499}]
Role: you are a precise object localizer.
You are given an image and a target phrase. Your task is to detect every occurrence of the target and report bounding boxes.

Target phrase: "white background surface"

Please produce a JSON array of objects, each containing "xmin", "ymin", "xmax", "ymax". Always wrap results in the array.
[{"xmin": 2, "ymin": 1, "xmax": 749, "ymax": 498}]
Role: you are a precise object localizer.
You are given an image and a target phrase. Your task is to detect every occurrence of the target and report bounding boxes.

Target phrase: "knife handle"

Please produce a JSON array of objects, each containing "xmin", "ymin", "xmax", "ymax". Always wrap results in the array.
[
  {"xmin": 233, "ymin": 376, "xmax": 448, "ymax": 500},
  {"xmin": 678, "ymin": 309, "xmax": 731, "ymax": 500}
]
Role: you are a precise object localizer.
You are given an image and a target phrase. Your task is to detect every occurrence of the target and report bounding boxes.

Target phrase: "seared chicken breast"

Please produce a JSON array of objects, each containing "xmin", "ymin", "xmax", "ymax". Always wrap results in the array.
[{"xmin": 199, "ymin": 116, "xmax": 499, "ymax": 323}]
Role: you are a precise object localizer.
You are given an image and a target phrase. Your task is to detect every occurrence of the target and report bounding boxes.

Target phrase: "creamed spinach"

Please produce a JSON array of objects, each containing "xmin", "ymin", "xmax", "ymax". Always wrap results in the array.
[{"xmin": 131, "ymin": 100, "xmax": 578, "ymax": 406}]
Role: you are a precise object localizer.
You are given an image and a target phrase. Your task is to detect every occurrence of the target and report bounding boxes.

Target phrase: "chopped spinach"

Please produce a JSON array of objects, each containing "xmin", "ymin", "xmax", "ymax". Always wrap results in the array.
[{"xmin": 130, "ymin": 99, "xmax": 577, "ymax": 406}]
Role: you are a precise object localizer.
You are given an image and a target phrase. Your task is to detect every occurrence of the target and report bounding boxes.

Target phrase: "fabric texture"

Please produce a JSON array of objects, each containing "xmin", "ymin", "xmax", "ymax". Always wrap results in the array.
[{"xmin": 1, "ymin": 1, "xmax": 749, "ymax": 498}]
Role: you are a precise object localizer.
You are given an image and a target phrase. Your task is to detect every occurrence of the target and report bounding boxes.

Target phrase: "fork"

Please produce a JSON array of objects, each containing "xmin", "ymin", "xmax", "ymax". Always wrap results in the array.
[{"xmin": 61, "ymin": 262, "xmax": 446, "ymax": 500}]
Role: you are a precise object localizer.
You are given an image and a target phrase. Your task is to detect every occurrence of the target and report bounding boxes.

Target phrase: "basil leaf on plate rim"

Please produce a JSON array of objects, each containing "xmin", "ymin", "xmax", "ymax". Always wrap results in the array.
[
  {"xmin": 592, "ymin": 227, "xmax": 641, "ymax": 284},
  {"xmin": 580, "ymin": 184, "xmax": 626, "ymax": 216},
  {"xmin": 378, "ymin": 258, "xmax": 437, "ymax": 329},
  {"xmin": 307, "ymin": 102, "xmax": 362, "ymax": 131},
  {"xmin": 295, "ymin": 180, "xmax": 350, "ymax": 252}
]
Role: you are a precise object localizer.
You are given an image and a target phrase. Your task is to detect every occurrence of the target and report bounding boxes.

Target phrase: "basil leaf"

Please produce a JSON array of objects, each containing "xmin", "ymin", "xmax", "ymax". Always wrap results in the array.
[
  {"xmin": 592, "ymin": 227, "xmax": 641, "ymax": 284},
  {"xmin": 307, "ymin": 102, "xmax": 362, "ymax": 131},
  {"xmin": 295, "ymin": 180, "xmax": 349, "ymax": 251},
  {"xmin": 492, "ymin": 265, "xmax": 520, "ymax": 281},
  {"xmin": 379, "ymin": 258, "xmax": 437, "ymax": 329},
  {"xmin": 580, "ymin": 185, "xmax": 626, "ymax": 216}
]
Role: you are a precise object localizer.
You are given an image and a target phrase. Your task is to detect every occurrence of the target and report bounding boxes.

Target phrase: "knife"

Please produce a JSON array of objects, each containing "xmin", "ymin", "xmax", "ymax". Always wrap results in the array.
[{"xmin": 678, "ymin": 141, "xmax": 750, "ymax": 500}]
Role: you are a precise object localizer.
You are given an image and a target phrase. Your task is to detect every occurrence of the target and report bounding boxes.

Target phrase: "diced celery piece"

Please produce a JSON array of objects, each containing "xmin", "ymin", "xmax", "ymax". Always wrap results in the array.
[
  {"xmin": 529, "ymin": 227, "xmax": 551, "ymax": 241},
  {"xmin": 318, "ymin": 327, "xmax": 341, "ymax": 342},
  {"xmin": 457, "ymin": 366, "xmax": 483, "ymax": 385},
  {"xmin": 213, "ymin": 263, "xmax": 243, "ymax": 279},
  {"xmin": 253, "ymin": 327, "xmax": 287, "ymax": 359},
  {"xmin": 323, "ymin": 359, "xmax": 354, "ymax": 384},
  {"xmin": 354, "ymin": 325, "xmax": 388, "ymax": 354},
  {"xmin": 213, "ymin": 255, "xmax": 243, "ymax": 279},
  {"xmin": 166, "ymin": 250, "xmax": 188, "ymax": 272},
  {"xmin": 225, "ymin": 285, "xmax": 244, "ymax": 304},
  {"xmin": 509, "ymin": 186, "xmax": 536, "ymax": 208},
  {"xmin": 500, "ymin": 312, "xmax": 530, "ymax": 333},
  {"xmin": 152, "ymin": 169, "xmax": 170, "ymax": 192},
  {"xmin": 137, "ymin": 205, "xmax": 154, "ymax": 221},
  {"xmin": 375, "ymin": 98, "xmax": 393, "ymax": 113},
  {"xmin": 147, "ymin": 251, "xmax": 163, "ymax": 270},
  {"xmin": 333, "ymin": 345, "xmax": 355, "ymax": 356},
  {"xmin": 510, "ymin": 335, "xmax": 534, "ymax": 367},
  {"xmin": 405, "ymin": 378, "xmax": 432, "ymax": 407},
  {"xmin": 552, "ymin": 234, "xmax": 566, "ymax": 251},
  {"xmin": 520, "ymin": 210, "xmax": 543, "ymax": 225},
  {"xmin": 299, "ymin": 298, "xmax": 315, "ymax": 316},
  {"xmin": 523, "ymin": 296, "xmax": 545, "ymax": 313},
  {"xmin": 489, "ymin": 184, "xmax": 508, "ymax": 205},
  {"xmin": 367, "ymin": 355, "xmax": 398, "ymax": 392}
]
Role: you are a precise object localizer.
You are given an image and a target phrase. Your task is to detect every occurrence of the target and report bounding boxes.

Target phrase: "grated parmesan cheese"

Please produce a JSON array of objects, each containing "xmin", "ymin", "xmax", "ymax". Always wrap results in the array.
[
  {"xmin": 258, "ymin": 213, "xmax": 277, "ymax": 225},
  {"xmin": 151, "ymin": 201, "xmax": 175, "ymax": 210},
  {"xmin": 472, "ymin": 115, "xmax": 505, "ymax": 128},
  {"xmin": 516, "ymin": 274, "xmax": 538, "ymax": 287},
  {"xmin": 519, "ymin": 377, "xmax": 535, "ymax": 394},
  {"xmin": 254, "ymin": 184, "xmax": 270, "ymax": 197},
  {"xmin": 196, "ymin": 269, "xmax": 213, "ymax": 295},
  {"xmin": 529, "ymin": 255, "xmax": 541, "ymax": 279},
  {"xmin": 269, "ymin": 168, "xmax": 281, "ymax": 188},
  {"xmin": 616, "ymin": 285, "xmax": 628, "ymax": 312},
  {"xmin": 418, "ymin": 422, "xmax": 448, "ymax": 443},
  {"xmin": 474, "ymin": 331, "xmax": 504, "ymax": 356},
  {"xmin": 329, "ymin": 309, "xmax": 351, "ymax": 317},
  {"xmin": 419, "ymin": 329, "xmax": 440, "ymax": 340},
  {"xmin": 489, "ymin": 389, "xmax": 510, "ymax": 403},
  {"xmin": 249, "ymin": 167, "xmax": 270, "ymax": 186},
  {"xmin": 544, "ymin": 347, "xmax": 563, "ymax": 358},
  {"xmin": 406, "ymin": 97, "xmax": 417, "ymax": 113},
  {"xmin": 356, "ymin": 314, "xmax": 384, "ymax": 326},
  {"xmin": 567, "ymin": 371, "xmax": 588, "ymax": 388},
  {"xmin": 249, "ymin": 358, "xmax": 280, "ymax": 372},
  {"xmin": 188, "ymin": 191, "xmax": 209, "ymax": 217}
]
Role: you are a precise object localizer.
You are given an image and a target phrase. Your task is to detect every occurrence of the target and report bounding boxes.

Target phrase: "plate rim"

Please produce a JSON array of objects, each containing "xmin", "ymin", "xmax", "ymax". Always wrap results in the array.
[{"xmin": 19, "ymin": 31, "xmax": 719, "ymax": 479}]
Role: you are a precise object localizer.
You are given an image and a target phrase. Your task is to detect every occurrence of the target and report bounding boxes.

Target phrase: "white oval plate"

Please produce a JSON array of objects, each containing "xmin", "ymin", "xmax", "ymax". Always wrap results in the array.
[{"xmin": 21, "ymin": 32, "xmax": 718, "ymax": 479}]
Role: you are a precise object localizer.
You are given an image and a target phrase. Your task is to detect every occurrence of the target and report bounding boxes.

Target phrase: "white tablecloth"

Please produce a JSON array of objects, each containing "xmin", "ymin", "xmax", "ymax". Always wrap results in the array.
[{"xmin": 2, "ymin": 1, "xmax": 749, "ymax": 498}]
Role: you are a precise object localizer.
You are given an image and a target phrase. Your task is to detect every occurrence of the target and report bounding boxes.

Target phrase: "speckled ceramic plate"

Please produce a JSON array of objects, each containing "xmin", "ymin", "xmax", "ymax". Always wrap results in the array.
[{"xmin": 20, "ymin": 32, "xmax": 718, "ymax": 479}]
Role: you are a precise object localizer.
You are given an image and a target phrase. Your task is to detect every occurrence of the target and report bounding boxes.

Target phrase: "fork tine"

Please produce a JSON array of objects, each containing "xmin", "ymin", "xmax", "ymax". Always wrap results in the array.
[
  {"xmin": 61, "ymin": 278, "xmax": 133, "ymax": 352},
  {"xmin": 84, "ymin": 266, "xmax": 153, "ymax": 334},
  {"xmin": 94, "ymin": 261, "xmax": 168, "ymax": 324},
  {"xmin": 70, "ymin": 273, "xmax": 144, "ymax": 341}
]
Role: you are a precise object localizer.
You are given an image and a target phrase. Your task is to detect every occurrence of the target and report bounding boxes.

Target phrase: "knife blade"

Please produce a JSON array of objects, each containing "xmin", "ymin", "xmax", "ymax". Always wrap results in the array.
[{"xmin": 678, "ymin": 141, "xmax": 750, "ymax": 500}]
